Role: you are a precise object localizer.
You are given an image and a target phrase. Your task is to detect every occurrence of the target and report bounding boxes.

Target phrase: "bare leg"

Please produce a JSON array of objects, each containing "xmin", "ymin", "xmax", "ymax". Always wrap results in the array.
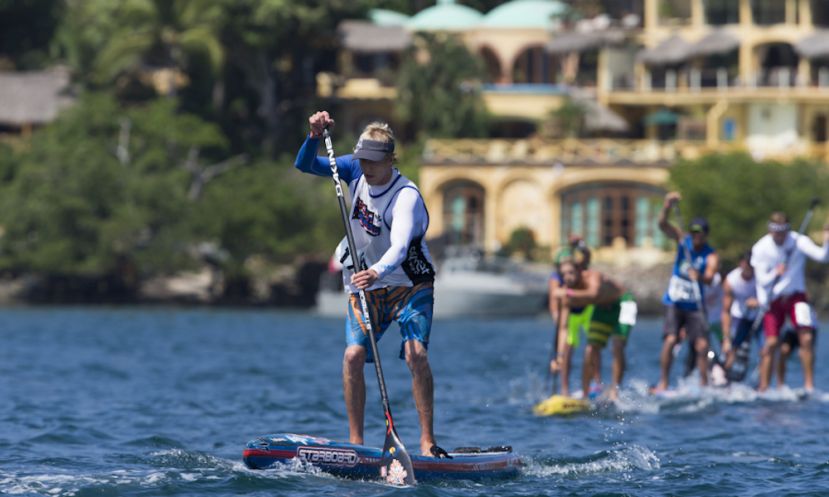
[
  {"xmin": 404, "ymin": 340, "xmax": 437, "ymax": 456},
  {"xmin": 593, "ymin": 346, "xmax": 603, "ymax": 385},
  {"xmin": 582, "ymin": 344, "xmax": 597, "ymax": 397},
  {"xmin": 758, "ymin": 336, "xmax": 779, "ymax": 392},
  {"xmin": 343, "ymin": 345, "xmax": 367, "ymax": 445},
  {"xmin": 798, "ymin": 329, "xmax": 815, "ymax": 391},
  {"xmin": 695, "ymin": 337, "xmax": 710, "ymax": 386},
  {"xmin": 610, "ymin": 337, "xmax": 627, "ymax": 400},
  {"xmin": 656, "ymin": 334, "xmax": 677, "ymax": 391},
  {"xmin": 559, "ymin": 343, "xmax": 574, "ymax": 397},
  {"xmin": 778, "ymin": 340, "xmax": 791, "ymax": 388}
]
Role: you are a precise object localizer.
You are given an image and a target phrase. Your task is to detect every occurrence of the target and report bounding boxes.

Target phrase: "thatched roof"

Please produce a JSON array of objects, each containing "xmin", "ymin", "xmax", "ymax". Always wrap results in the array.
[
  {"xmin": 569, "ymin": 90, "xmax": 629, "ymax": 132},
  {"xmin": 338, "ymin": 21, "xmax": 411, "ymax": 53},
  {"xmin": 638, "ymin": 35, "xmax": 692, "ymax": 66},
  {"xmin": 547, "ymin": 29, "xmax": 627, "ymax": 54},
  {"xmin": 795, "ymin": 30, "xmax": 829, "ymax": 59},
  {"xmin": 689, "ymin": 29, "xmax": 739, "ymax": 57},
  {"xmin": 0, "ymin": 67, "xmax": 73, "ymax": 126}
]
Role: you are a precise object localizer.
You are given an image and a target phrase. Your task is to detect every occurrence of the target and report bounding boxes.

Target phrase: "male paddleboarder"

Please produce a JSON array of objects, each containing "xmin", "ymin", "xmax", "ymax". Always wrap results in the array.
[
  {"xmin": 552, "ymin": 254, "xmax": 637, "ymax": 401},
  {"xmin": 653, "ymin": 192, "xmax": 720, "ymax": 392},
  {"xmin": 295, "ymin": 110, "xmax": 448, "ymax": 458},
  {"xmin": 721, "ymin": 250, "xmax": 759, "ymax": 381},
  {"xmin": 751, "ymin": 212, "xmax": 829, "ymax": 392}
]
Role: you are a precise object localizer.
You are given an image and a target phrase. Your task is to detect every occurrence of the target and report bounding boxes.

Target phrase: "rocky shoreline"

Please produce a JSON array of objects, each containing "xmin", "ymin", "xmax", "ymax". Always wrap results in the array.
[{"xmin": 0, "ymin": 260, "xmax": 675, "ymax": 313}]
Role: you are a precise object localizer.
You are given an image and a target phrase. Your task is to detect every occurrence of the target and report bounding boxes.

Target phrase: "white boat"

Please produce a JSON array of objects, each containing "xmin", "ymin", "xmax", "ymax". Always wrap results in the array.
[{"xmin": 315, "ymin": 253, "xmax": 548, "ymax": 319}]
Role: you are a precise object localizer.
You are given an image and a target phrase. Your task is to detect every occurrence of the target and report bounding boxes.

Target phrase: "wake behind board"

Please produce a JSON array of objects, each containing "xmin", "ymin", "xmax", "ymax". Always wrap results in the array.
[
  {"xmin": 243, "ymin": 433, "xmax": 521, "ymax": 482},
  {"xmin": 533, "ymin": 395, "xmax": 592, "ymax": 416}
]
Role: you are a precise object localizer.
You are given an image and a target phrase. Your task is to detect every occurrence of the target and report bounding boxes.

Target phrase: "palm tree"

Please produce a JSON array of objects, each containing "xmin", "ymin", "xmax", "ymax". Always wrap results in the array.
[{"xmin": 61, "ymin": 0, "xmax": 225, "ymax": 101}]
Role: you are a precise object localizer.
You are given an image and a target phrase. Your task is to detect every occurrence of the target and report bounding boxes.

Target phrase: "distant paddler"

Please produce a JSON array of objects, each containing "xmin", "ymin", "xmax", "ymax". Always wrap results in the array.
[
  {"xmin": 653, "ymin": 191, "xmax": 720, "ymax": 393},
  {"xmin": 720, "ymin": 250, "xmax": 759, "ymax": 382},
  {"xmin": 551, "ymin": 254, "xmax": 637, "ymax": 402},
  {"xmin": 750, "ymin": 211, "xmax": 829, "ymax": 393}
]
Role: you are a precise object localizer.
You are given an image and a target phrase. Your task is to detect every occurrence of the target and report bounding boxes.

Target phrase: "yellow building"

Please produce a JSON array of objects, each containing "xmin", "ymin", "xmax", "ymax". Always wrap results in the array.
[{"xmin": 321, "ymin": 0, "xmax": 829, "ymax": 264}]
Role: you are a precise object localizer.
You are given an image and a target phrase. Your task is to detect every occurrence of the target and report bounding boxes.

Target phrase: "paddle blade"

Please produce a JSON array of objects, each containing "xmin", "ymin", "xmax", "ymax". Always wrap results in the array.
[{"xmin": 380, "ymin": 428, "xmax": 416, "ymax": 486}]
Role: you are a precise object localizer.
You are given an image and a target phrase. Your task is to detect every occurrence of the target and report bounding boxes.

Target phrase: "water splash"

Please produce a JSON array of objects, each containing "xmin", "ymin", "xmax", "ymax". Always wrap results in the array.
[{"xmin": 524, "ymin": 444, "xmax": 660, "ymax": 478}]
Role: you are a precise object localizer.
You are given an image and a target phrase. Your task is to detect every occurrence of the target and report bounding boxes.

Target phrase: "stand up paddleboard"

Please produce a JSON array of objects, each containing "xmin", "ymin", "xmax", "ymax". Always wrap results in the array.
[
  {"xmin": 533, "ymin": 394, "xmax": 592, "ymax": 416},
  {"xmin": 243, "ymin": 433, "xmax": 521, "ymax": 482}
]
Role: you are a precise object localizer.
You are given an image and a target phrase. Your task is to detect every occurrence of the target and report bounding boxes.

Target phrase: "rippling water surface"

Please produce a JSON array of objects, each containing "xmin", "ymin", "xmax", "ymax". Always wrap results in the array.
[{"xmin": 1, "ymin": 307, "xmax": 828, "ymax": 496}]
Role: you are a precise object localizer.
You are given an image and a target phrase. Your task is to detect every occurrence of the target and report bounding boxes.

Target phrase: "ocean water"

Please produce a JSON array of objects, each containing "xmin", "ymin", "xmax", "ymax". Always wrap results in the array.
[{"xmin": 1, "ymin": 307, "xmax": 828, "ymax": 496}]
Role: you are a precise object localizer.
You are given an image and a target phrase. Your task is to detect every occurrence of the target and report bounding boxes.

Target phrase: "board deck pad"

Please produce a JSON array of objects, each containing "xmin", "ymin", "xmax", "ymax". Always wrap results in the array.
[{"xmin": 243, "ymin": 433, "xmax": 521, "ymax": 482}]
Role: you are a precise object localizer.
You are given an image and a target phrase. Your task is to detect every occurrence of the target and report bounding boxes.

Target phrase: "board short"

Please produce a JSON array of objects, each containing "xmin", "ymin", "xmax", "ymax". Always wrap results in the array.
[
  {"xmin": 763, "ymin": 292, "xmax": 815, "ymax": 338},
  {"xmin": 587, "ymin": 292, "xmax": 637, "ymax": 347},
  {"xmin": 664, "ymin": 305, "xmax": 708, "ymax": 342},
  {"xmin": 730, "ymin": 317, "xmax": 757, "ymax": 348},
  {"xmin": 345, "ymin": 282, "xmax": 434, "ymax": 363},
  {"xmin": 565, "ymin": 305, "xmax": 593, "ymax": 347}
]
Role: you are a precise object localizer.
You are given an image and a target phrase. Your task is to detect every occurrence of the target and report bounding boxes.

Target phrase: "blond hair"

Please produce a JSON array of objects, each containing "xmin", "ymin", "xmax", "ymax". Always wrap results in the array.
[{"xmin": 359, "ymin": 121, "xmax": 397, "ymax": 161}]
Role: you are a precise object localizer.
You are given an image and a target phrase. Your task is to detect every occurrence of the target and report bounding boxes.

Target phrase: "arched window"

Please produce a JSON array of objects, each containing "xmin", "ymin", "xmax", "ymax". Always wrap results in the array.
[
  {"xmin": 560, "ymin": 183, "xmax": 665, "ymax": 248},
  {"xmin": 513, "ymin": 45, "xmax": 557, "ymax": 84},
  {"xmin": 479, "ymin": 45, "xmax": 502, "ymax": 84},
  {"xmin": 756, "ymin": 43, "xmax": 799, "ymax": 87},
  {"xmin": 442, "ymin": 181, "xmax": 485, "ymax": 248}
]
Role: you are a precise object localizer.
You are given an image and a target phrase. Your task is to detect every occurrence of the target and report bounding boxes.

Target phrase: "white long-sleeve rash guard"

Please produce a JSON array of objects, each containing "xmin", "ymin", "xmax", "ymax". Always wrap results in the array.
[
  {"xmin": 752, "ymin": 232, "xmax": 829, "ymax": 301},
  {"xmin": 366, "ymin": 179, "xmax": 428, "ymax": 280}
]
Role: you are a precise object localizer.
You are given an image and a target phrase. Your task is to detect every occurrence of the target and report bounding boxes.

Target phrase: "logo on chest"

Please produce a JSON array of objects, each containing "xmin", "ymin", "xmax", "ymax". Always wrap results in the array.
[{"xmin": 353, "ymin": 197, "xmax": 382, "ymax": 237}]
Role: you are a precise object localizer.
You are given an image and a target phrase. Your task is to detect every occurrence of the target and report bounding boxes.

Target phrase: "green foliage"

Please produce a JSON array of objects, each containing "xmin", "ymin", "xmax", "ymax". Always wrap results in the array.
[
  {"xmin": 546, "ymin": 97, "xmax": 586, "ymax": 138},
  {"xmin": 0, "ymin": 0, "xmax": 64, "ymax": 69},
  {"xmin": 0, "ymin": 93, "xmax": 225, "ymax": 276},
  {"xmin": 669, "ymin": 152, "xmax": 829, "ymax": 265},
  {"xmin": 502, "ymin": 226, "xmax": 537, "ymax": 261},
  {"xmin": 193, "ymin": 158, "xmax": 343, "ymax": 271},
  {"xmin": 396, "ymin": 32, "xmax": 489, "ymax": 139}
]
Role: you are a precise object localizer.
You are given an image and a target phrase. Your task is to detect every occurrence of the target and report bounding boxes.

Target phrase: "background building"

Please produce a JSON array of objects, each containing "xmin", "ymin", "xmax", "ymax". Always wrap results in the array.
[{"xmin": 319, "ymin": 0, "xmax": 829, "ymax": 265}]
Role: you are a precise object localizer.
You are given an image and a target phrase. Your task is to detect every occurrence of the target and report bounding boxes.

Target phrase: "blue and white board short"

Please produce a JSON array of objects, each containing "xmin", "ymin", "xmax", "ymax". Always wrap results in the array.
[{"xmin": 345, "ymin": 282, "xmax": 434, "ymax": 362}]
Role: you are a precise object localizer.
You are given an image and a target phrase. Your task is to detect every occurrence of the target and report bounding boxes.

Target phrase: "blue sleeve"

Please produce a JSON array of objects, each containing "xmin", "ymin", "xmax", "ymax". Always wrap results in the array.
[{"xmin": 294, "ymin": 135, "xmax": 361, "ymax": 183}]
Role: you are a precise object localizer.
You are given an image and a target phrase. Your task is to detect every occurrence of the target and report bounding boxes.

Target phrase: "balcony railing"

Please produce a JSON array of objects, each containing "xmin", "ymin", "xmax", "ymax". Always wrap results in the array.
[
  {"xmin": 626, "ymin": 67, "xmax": 829, "ymax": 92},
  {"xmin": 423, "ymin": 138, "xmax": 747, "ymax": 165},
  {"xmin": 423, "ymin": 138, "xmax": 829, "ymax": 166}
]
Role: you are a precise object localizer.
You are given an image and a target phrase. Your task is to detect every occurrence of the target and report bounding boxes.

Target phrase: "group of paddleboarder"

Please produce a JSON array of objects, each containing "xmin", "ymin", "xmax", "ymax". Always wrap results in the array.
[
  {"xmin": 549, "ymin": 191, "xmax": 829, "ymax": 400},
  {"xmin": 294, "ymin": 111, "xmax": 829, "ymax": 470}
]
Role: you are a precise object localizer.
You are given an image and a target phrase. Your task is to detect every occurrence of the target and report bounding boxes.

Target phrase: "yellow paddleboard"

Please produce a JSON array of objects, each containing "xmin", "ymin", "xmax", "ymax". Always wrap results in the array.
[{"xmin": 533, "ymin": 395, "xmax": 592, "ymax": 416}]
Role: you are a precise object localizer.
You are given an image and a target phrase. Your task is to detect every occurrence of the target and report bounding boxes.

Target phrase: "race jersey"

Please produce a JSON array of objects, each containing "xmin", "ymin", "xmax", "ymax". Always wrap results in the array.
[
  {"xmin": 725, "ymin": 267, "xmax": 757, "ymax": 320},
  {"xmin": 751, "ymin": 232, "xmax": 829, "ymax": 305},
  {"xmin": 295, "ymin": 136, "xmax": 435, "ymax": 293},
  {"xmin": 662, "ymin": 234, "xmax": 715, "ymax": 311}
]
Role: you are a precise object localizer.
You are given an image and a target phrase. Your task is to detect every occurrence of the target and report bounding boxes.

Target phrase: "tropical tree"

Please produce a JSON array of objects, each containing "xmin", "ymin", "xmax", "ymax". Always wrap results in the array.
[
  {"xmin": 669, "ymin": 152, "xmax": 829, "ymax": 264},
  {"xmin": 57, "ymin": 0, "xmax": 226, "ymax": 109},
  {"xmin": 396, "ymin": 32, "xmax": 489, "ymax": 139},
  {"xmin": 0, "ymin": 93, "xmax": 228, "ymax": 281},
  {"xmin": 0, "ymin": 0, "xmax": 65, "ymax": 69}
]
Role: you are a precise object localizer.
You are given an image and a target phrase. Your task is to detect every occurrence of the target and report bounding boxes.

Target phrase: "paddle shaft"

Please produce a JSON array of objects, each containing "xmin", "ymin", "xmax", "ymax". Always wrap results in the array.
[
  {"xmin": 549, "ymin": 296, "xmax": 563, "ymax": 395},
  {"xmin": 322, "ymin": 128, "xmax": 397, "ymax": 429}
]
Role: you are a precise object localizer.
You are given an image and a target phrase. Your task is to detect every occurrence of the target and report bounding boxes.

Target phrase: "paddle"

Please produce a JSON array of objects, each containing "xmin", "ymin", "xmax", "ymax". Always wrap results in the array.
[
  {"xmin": 546, "ymin": 296, "xmax": 563, "ymax": 395},
  {"xmin": 748, "ymin": 197, "xmax": 821, "ymax": 336},
  {"xmin": 321, "ymin": 128, "xmax": 416, "ymax": 486}
]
